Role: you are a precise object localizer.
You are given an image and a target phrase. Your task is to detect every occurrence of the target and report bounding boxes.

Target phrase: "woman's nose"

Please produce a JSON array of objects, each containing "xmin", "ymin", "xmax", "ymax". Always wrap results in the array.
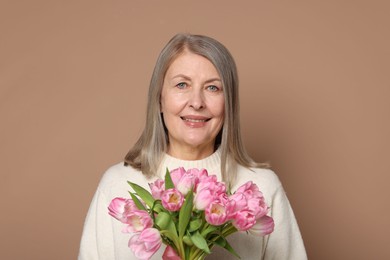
[{"xmin": 188, "ymin": 89, "xmax": 205, "ymax": 110}]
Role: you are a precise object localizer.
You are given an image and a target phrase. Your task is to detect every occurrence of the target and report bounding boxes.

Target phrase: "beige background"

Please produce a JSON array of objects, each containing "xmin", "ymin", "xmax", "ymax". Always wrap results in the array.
[{"xmin": 1, "ymin": 1, "xmax": 389, "ymax": 259}]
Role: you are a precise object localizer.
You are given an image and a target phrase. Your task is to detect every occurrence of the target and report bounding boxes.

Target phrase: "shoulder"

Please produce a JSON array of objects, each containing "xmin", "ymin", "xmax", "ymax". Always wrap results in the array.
[
  {"xmin": 97, "ymin": 162, "xmax": 149, "ymax": 198},
  {"xmin": 236, "ymin": 165, "xmax": 282, "ymax": 188},
  {"xmin": 235, "ymin": 165, "xmax": 283, "ymax": 203},
  {"xmin": 99, "ymin": 162, "xmax": 139, "ymax": 184}
]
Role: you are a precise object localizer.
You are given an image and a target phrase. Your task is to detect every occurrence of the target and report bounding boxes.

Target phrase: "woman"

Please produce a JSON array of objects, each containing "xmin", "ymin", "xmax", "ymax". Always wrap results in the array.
[{"xmin": 79, "ymin": 33, "xmax": 307, "ymax": 259}]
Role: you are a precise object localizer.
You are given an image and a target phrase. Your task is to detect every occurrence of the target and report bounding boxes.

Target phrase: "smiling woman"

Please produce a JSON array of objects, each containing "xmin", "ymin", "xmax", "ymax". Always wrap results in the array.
[
  {"xmin": 123, "ymin": 33, "xmax": 252, "ymax": 185},
  {"xmin": 78, "ymin": 33, "xmax": 307, "ymax": 259}
]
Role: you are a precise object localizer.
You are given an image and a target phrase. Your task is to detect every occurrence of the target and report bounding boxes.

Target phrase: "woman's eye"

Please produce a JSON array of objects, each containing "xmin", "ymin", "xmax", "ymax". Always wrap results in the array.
[
  {"xmin": 176, "ymin": 82, "xmax": 187, "ymax": 89},
  {"xmin": 207, "ymin": 85, "xmax": 219, "ymax": 92}
]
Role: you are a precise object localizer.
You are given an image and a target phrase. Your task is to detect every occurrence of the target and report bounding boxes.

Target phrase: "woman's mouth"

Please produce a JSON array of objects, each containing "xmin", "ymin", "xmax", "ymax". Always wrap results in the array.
[
  {"xmin": 180, "ymin": 116, "xmax": 211, "ymax": 127},
  {"xmin": 180, "ymin": 116, "xmax": 211, "ymax": 122}
]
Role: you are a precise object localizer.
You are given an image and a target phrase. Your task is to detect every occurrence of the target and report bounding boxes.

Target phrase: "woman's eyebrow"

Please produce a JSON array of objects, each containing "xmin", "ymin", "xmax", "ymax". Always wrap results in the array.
[
  {"xmin": 204, "ymin": 78, "xmax": 222, "ymax": 84},
  {"xmin": 171, "ymin": 74, "xmax": 191, "ymax": 80},
  {"xmin": 171, "ymin": 74, "xmax": 221, "ymax": 84}
]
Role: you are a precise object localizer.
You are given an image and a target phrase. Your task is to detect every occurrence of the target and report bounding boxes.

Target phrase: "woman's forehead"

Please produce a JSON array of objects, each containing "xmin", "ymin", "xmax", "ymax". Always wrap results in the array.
[{"xmin": 165, "ymin": 52, "xmax": 220, "ymax": 80}]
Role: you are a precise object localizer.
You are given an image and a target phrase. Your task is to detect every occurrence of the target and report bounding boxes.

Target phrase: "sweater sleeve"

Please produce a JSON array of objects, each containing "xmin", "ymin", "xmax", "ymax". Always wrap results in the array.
[
  {"xmin": 264, "ymin": 184, "xmax": 307, "ymax": 260},
  {"xmin": 78, "ymin": 188, "xmax": 116, "ymax": 260}
]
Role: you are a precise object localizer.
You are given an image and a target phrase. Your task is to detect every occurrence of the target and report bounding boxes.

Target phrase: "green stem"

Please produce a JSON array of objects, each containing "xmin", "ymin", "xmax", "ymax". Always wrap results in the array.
[
  {"xmin": 189, "ymin": 248, "xmax": 205, "ymax": 260},
  {"xmin": 221, "ymin": 223, "xmax": 237, "ymax": 237},
  {"xmin": 186, "ymin": 218, "xmax": 238, "ymax": 260},
  {"xmin": 178, "ymin": 241, "xmax": 185, "ymax": 260},
  {"xmin": 159, "ymin": 230, "xmax": 184, "ymax": 258}
]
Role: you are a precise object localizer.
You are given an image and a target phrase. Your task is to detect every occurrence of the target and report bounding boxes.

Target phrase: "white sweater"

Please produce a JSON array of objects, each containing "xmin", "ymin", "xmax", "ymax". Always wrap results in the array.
[{"xmin": 79, "ymin": 149, "xmax": 307, "ymax": 260}]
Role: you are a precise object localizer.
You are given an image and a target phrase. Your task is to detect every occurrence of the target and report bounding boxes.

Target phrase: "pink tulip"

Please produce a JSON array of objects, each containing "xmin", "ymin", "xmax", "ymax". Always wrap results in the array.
[
  {"xmin": 195, "ymin": 175, "xmax": 217, "ymax": 192},
  {"xmin": 108, "ymin": 197, "xmax": 137, "ymax": 223},
  {"xmin": 205, "ymin": 201, "xmax": 229, "ymax": 225},
  {"xmin": 246, "ymin": 196, "xmax": 269, "ymax": 219},
  {"xmin": 162, "ymin": 245, "xmax": 181, "ymax": 260},
  {"xmin": 108, "ymin": 197, "xmax": 127, "ymax": 222},
  {"xmin": 236, "ymin": 181, "xmax": 263, "ymax": 199},
  {"xmin": 232, "ymin": 182, "xmax": 270, "ymax": 219},
  {"xmin": 161, "ymin": 188, "xmax": 184, "ymax": 212},
  {"xmin": 229, "ymin": 193, "xmax": 248, "ymax": 214},
  {"xmin": 149, "ymin": 179, "xmax": 165, "ymax": 199},
  {"xmin": 176, "ymin": 172, "xmax": 195, "ymax": 196},
  {"xmin": 194, "ymin": 188, "xmax": 214, "ymax": 210},
  {"xmin": 186, "ymin": 168, "xmax": 209, "ymax": 185},
  {"xmin": 125, "ymin": 199, "xmax": 139, "ymax": 211},
  {"xmin": 248, "ymin": 215, "xmax": 275, "ymax": 236},
  {"xmin": 187, "ymin": 168, "xmax": 208, "ymax": 178},
  {"xmin": 214, "ymin": 181, "xmax": 227, "ymax": 196},
  {"xmin": 170, "ymin": 167, "xmax": 186, "ymax": 186},
  {"xmin": 122, "ymin": 210, "xmax": 153, "ymax": 233},
  {"xmin": 196, "ymin": 175, "xmax": 226, "ymax": 196},
  {"xmin": 232, "ymin": 209, "xmax": 257, "ymax": 231},
  {"xmin": 128, "ymin": 228, "xmax": 162, "ymax": 260}
]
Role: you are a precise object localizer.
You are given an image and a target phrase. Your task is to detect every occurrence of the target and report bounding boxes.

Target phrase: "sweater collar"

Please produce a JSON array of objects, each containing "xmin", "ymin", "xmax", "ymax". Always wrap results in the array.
[{"xmin": 158, "ymin": 147, "xmax": 222, "ymax": 178}]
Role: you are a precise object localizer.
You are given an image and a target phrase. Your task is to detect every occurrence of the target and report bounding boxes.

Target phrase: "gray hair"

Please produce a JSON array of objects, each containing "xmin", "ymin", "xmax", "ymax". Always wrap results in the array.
[{"xmin": 125, "ymin": 33, "xmax": 265, "ymax": 186}]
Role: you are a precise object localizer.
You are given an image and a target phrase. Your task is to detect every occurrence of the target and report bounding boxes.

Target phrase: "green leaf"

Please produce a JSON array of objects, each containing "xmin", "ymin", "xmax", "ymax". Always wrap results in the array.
[
  {"xmin": 151, "ymin": 201, "xmax": 165, "ymax": 213},
  {"xmin": 190, "ymin": 230, "xmax": 211, "ymax": 254},
  {"xmin": 213, "ymin": 237, "xmax": 241, "ymax": 259},
  {"xmin": 183, "ymin": 235, "xmax": 194, "ymax": 246},
  {"xmin": 178, "ymin": 190, "xmax": 193, "ymax": 238},
  {"xmin": 159, "ymin": 230, "xmax": 179, "ymax": 248},
  {"xmin": 128, "ymin": 191, "xmax": 147, "ymax": 211},
  {"xmin": 164, "ymin": 168, "xmax": 175, "ymax": 190},
  {"xmin": 155, "ymin": 211, "xmax": 173, "ymax": 230},
  {"xmin": 189, "ymin": 218, "xmax": 202, "ymax": 232},
  {"xmin": 155, "ymin": 211, "xmax": 182, "ymax": 255},
  {"xmin": 213, "ymin": 236, "xmax": 226, "ymax": 247},
  {"xmin": 201, "ymin": 225, "xmax": 218, "ymax": 237},
  {"xmin": 155, "ymin": 212, "xmax": 178, "ymax": 240},
  {"xmin": 128, "ymin": 181, "xmax": 155, "ymax": 208}
]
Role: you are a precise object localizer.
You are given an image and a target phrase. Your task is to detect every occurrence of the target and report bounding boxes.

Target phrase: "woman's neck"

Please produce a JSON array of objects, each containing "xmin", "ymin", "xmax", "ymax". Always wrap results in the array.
[{"xmin": 167, "ymin": 144, "xmax": 215, "ymax": 160}]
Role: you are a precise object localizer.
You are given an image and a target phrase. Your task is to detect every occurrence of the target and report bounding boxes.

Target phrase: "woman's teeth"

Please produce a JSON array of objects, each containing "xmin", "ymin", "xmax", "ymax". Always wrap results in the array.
[{"xmin": 181, "ymin": 117, "xmax": 209, "ymax": 122}]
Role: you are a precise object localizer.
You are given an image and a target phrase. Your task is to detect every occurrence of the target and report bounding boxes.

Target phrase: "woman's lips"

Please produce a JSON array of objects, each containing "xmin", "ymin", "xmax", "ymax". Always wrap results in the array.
[{"xmin": 180, "ymin": 116, "xmax": 211, "ymax": 127}]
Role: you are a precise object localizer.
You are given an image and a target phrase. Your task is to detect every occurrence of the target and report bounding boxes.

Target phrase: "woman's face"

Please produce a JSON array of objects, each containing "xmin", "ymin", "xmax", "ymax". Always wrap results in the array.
[{"xmin": 161, "ymin": 51, "xmax": 225, "ymax": 159}]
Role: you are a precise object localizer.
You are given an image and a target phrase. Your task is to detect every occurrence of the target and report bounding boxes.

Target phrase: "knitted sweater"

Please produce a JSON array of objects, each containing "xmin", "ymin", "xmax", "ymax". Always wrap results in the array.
[{"xmin": 79, "ymin": 149, "xmax": 307, "ymax": 260}]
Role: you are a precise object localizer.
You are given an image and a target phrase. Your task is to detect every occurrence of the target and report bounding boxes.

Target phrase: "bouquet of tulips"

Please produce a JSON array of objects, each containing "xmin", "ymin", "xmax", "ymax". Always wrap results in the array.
[{"xmin": 108, "ymin": 168, "xmax": 274, "ymax": 260}]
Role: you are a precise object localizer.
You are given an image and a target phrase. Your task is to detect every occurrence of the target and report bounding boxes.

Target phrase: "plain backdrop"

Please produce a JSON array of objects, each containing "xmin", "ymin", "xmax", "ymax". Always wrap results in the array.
[{"xmin": 1, "ymin": 1, "xmax": 389, "ymax": 259}]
